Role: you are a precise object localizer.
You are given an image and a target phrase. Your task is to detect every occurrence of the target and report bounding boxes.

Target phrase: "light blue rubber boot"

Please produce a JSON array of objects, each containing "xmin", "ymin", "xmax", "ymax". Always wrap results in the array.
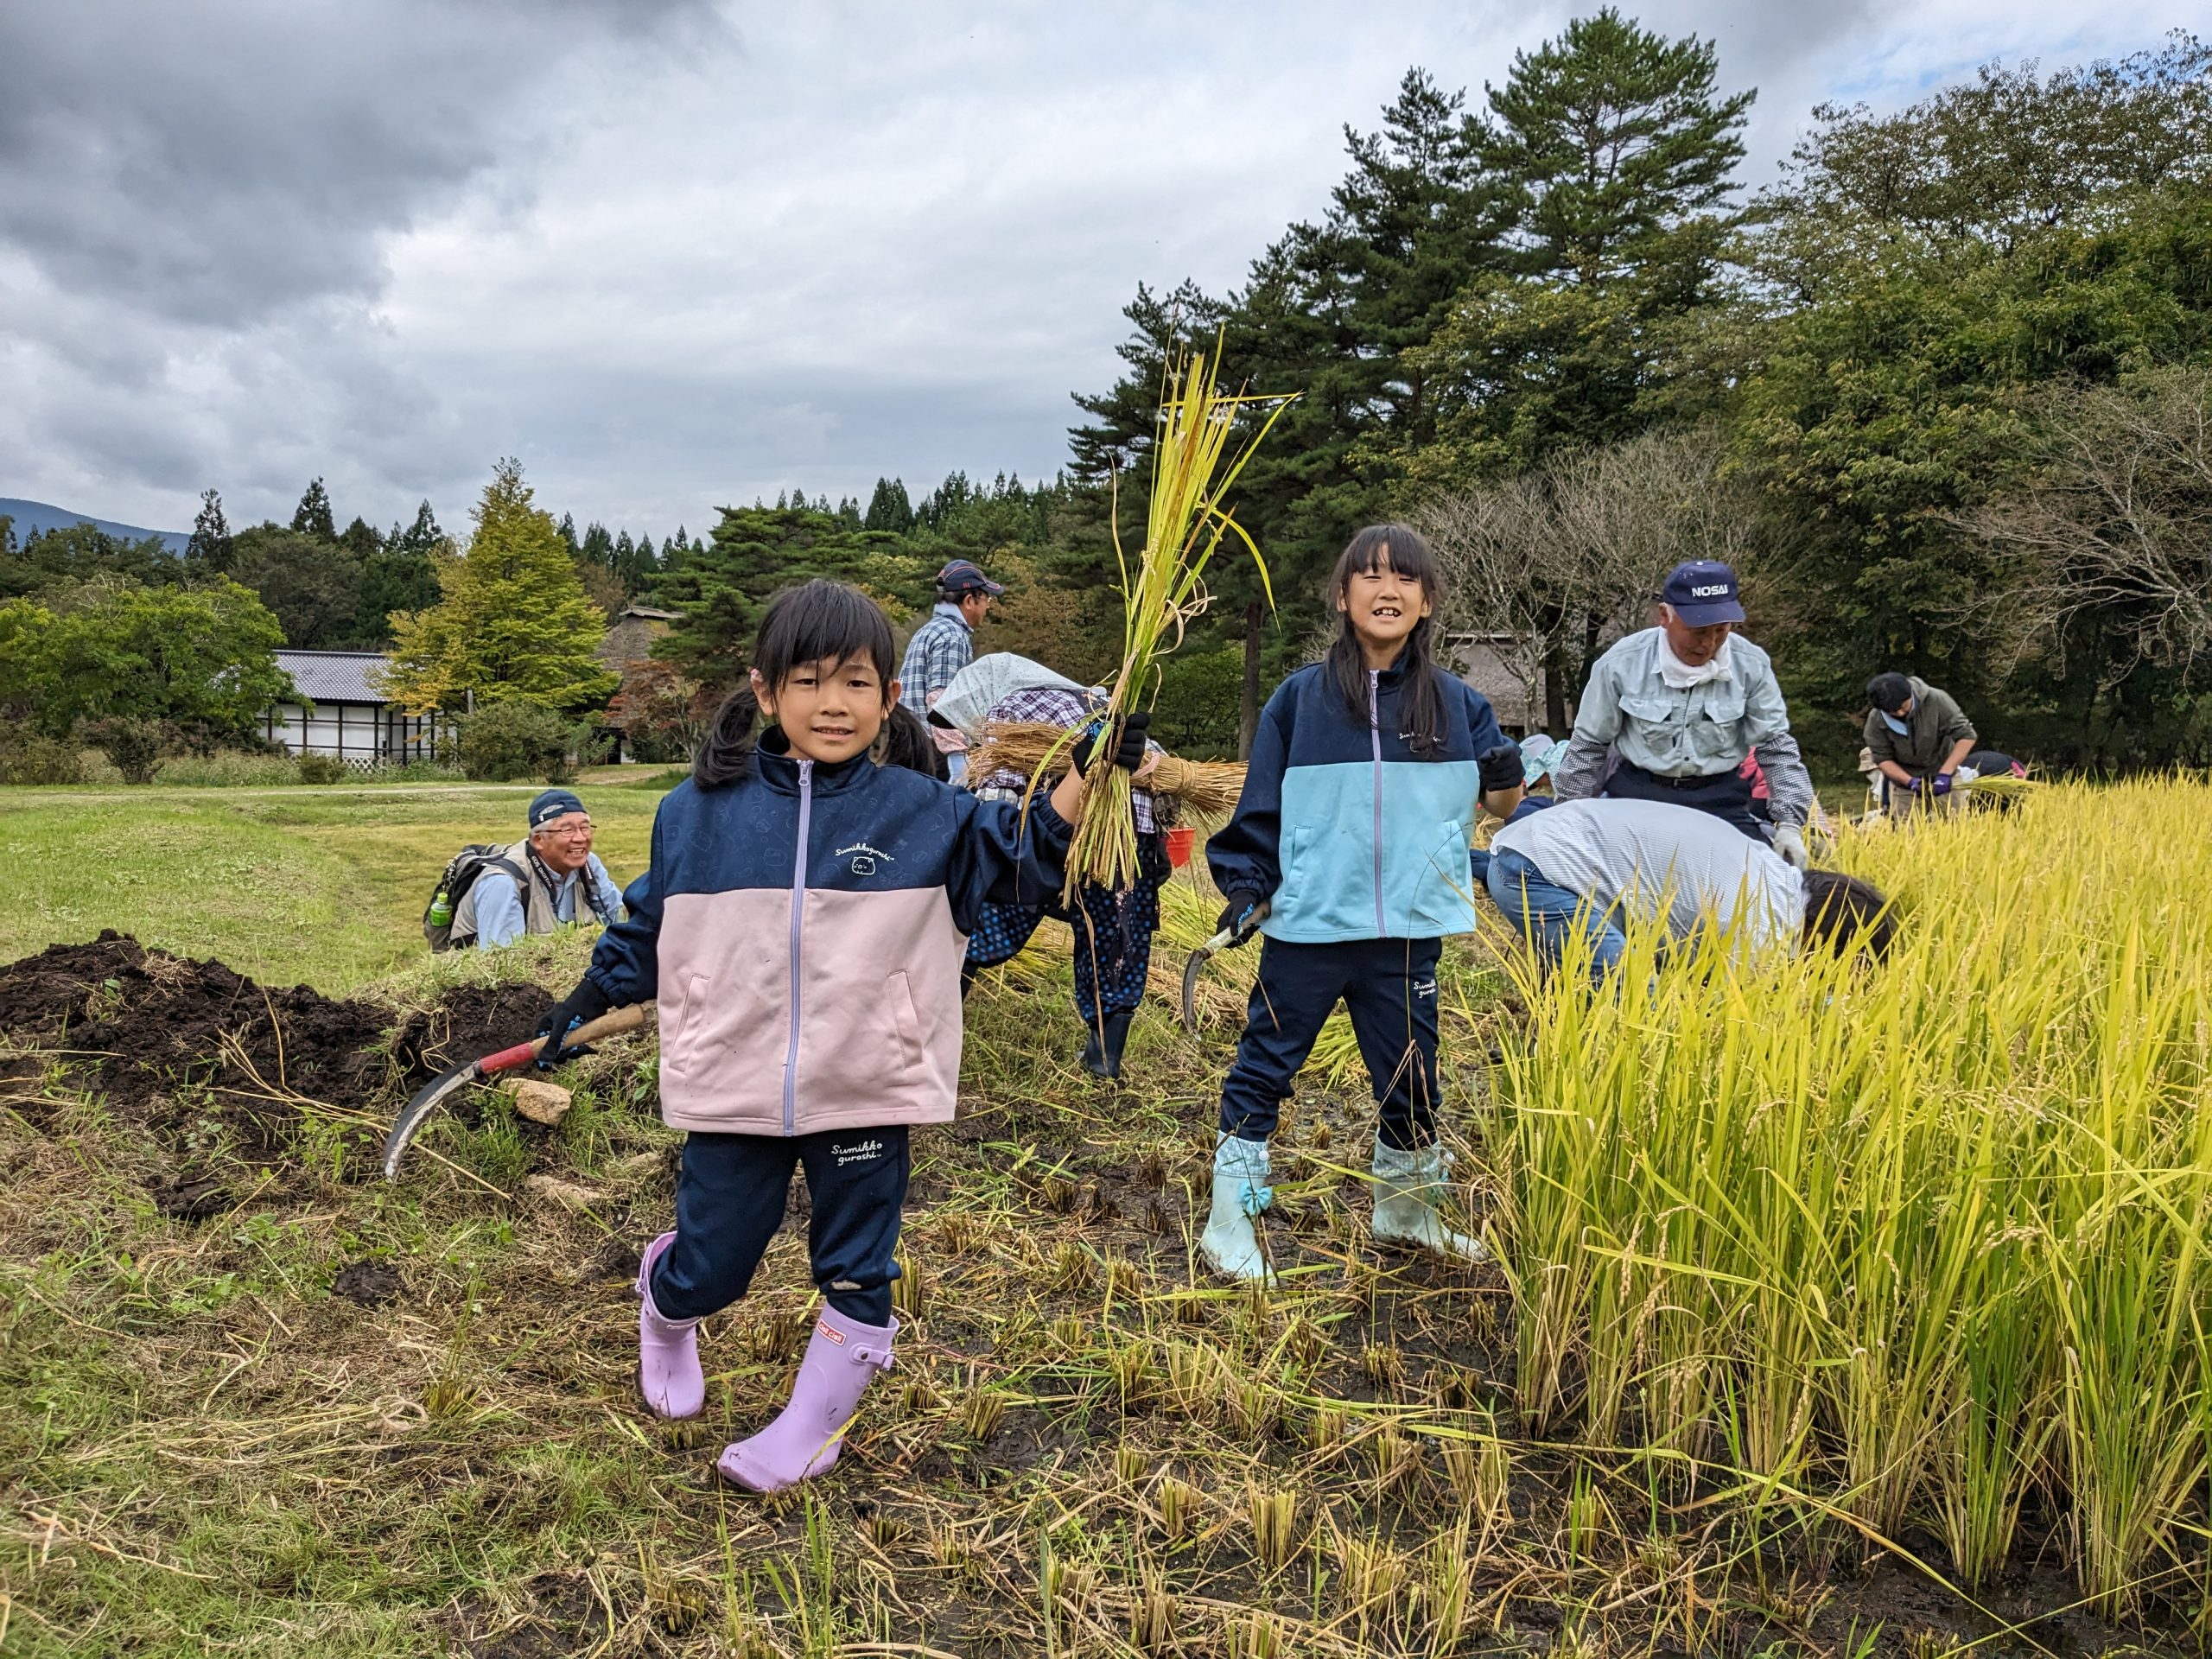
[{"xmin": 1199, "ymin": 1134, "xmax": 1274, "ymax": 1284}]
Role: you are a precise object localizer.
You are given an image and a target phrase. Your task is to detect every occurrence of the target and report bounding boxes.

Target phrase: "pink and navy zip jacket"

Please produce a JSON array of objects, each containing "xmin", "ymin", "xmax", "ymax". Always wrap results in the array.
[
  {"xmin": 1207, "ymin": 658, "xmax": 1508, "ymax": 944},
  {"xmin": 582, "ymin": 729, "xmax": 1071, "ymax": 1136}
]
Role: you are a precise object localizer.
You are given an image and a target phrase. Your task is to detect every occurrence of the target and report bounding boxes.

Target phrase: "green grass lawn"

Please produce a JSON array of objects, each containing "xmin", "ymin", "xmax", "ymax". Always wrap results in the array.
[{"xmin": 0, "ymin": 784, "xmax": 664, "ymax": 989}]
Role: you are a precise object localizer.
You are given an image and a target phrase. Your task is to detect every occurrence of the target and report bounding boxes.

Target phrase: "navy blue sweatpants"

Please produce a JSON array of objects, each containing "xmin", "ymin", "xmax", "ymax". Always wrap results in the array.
[
  {"xmin": 1217, "ymin": 936, "xmax": 1442, "ymax": 1151},
  {"xmin": 1603, "ymin": 760, "xmax": 1767, "ymax": 842},
  {"xmin": 649, "ymin": 1125, "xmax": 908, "ymax": 1326}
]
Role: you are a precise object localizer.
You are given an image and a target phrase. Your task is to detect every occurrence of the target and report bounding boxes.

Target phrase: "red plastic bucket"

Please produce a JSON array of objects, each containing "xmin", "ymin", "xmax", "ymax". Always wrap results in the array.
[{"xmin": 1164, "ymin": 826, "xmax": 1195, "ymax": 868}]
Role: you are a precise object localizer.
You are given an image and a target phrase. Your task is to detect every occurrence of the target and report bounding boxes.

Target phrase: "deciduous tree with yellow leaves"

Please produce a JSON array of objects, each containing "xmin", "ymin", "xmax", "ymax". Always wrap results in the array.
[{"xmin": 378, "ymin": 460, "xmax": 619, "ymax": 718}]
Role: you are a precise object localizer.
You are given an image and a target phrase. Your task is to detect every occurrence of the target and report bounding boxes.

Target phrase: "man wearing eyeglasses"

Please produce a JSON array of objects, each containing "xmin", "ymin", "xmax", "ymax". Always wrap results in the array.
[{"xmin": 454, "ymin": 788, "xmax": 626, "ymax": 951}]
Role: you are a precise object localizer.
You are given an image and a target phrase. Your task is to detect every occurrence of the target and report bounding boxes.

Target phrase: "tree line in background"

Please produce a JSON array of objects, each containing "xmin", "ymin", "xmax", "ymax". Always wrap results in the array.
[
  {"xmin": 5, "ymin": 13, "xmax": 2208, "ymax": 781},
  {"xmin": 1052, "ymin": 15, "xmax": 2212, "ymax": 772},
  {"xmin": 598, "ymin": 15, "xmax": 2212, "ymax": 775}
]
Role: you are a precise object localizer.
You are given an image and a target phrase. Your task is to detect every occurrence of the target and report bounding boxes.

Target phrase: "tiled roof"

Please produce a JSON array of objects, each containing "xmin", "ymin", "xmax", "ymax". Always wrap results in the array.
[{"xmin": 274, "ymin": 650, "xmax": 391, "ymax": 704}]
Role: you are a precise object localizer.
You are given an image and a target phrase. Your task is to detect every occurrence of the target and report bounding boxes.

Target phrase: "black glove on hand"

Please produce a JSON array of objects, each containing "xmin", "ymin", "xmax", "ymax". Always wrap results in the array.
[
  {"xmin": 535, "ymin": 978, "xmax": 613, "ymax": 1070},
  {"xmin": 1216, "ymin": 889, "xmax": 1265, "ymax": 947},
  {"xmin": 1478, "ymin": 742, "xmax": 1525, "ymax": 796},
  {"xmin": 1072, "ymin": 711, "xmax": 1152, "ymax": 777}
]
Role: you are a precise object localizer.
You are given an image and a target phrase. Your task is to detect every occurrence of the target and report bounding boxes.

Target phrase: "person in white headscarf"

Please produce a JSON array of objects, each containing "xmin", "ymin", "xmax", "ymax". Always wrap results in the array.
[{"xmin": 938, "ymin": 653, "xmax": 1169, "ymax": 1081}]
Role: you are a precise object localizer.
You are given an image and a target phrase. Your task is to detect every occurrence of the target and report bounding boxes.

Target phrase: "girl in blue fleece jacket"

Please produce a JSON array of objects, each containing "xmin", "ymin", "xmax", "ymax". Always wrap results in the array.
[{"xmin": 1199, "ymin": 525, "xmax": 1525, "ymax": 1281}]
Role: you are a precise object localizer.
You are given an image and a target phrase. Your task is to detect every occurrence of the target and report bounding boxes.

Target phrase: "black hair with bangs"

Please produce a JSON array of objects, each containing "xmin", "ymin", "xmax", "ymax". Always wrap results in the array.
[
  {"xmin": 1326, "ymin": 524, "xmax": 1449, "ymax": 756},
  {"xmin": 693, "ymin": 579, "xmax": 898, "ymax": 789},
  {"xmin": 1802, "ymin": 869, "xmax": 1898, "ymax": 961}
]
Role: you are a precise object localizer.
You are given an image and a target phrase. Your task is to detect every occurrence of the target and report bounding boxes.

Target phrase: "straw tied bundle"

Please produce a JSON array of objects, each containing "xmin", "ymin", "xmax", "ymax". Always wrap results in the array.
[
  {"xmin": 971, "ymin": 721, "xmax": 1246, "ymax": 817},
  {"xmin": 1019, "ymin": 340, "xmax": 1293, "ymax": 904}
]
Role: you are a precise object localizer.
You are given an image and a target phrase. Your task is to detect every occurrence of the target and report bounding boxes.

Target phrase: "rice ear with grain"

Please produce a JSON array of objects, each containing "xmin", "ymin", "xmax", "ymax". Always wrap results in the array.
[{"xmin": 969, "ymin": 721, "xmax": 1246, "ymax": 816}]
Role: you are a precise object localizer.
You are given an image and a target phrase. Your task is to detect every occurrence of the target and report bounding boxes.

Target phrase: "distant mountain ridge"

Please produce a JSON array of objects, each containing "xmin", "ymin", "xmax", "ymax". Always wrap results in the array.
[{"xmin": 0, "ymin": 498, "xmax": 189, "ymax": 555}]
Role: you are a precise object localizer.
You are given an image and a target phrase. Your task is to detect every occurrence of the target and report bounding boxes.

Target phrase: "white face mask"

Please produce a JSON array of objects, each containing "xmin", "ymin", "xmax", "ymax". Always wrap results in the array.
[{"xmin": 1656, "ymin": 632, "xmax": 1734, "ymax": 690}]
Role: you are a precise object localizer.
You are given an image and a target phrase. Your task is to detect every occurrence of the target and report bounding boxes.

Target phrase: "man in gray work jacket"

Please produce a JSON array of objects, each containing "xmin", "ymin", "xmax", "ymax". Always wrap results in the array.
[
  {"xmin": 1554, "ymin": 561, "xmax": 1814, "ymax": 868},
  {"xmin": 451, "ymin": 789, "xmax": 626, "ymax": 951}
]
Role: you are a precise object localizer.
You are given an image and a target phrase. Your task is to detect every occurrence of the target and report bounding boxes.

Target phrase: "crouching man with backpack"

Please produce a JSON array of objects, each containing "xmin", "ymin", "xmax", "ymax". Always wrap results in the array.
[{"xmin": 427, "ymin": 789, "xmax": 626, "ymax": 951}]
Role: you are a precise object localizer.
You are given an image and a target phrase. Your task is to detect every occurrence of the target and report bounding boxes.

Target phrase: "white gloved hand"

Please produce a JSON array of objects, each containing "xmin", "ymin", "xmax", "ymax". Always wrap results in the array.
[{"xmin": 1773, "ymin": 823, "xmax": 1809, "ymax": 869}]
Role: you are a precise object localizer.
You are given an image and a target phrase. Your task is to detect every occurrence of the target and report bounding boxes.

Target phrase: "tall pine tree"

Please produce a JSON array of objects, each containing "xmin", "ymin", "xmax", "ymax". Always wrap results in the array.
[
  {"xmin": 187, "ymin": 488, "xmax": 234, "ymax": 571},
  {"xmin": 1406, "ymin": 10, "xmax": 1754, "ymax": 723},
  {"xmin": 337, "ymin": 516, "xmax": 382, "ymax": 563},
  {"xmin": 290, "ymin": 477, "xmax": 337, "ymax": 541},
  {"xmin": 579, "ymin": 522, "xmax": 614, "ymax": 572},
  {"xmin": 863, "ymin": 478, "xmax": 915, "ymax": 533},
  {"xmin": 1487, "ymin": 8, "xmax": 1750, "ymax": 287}
]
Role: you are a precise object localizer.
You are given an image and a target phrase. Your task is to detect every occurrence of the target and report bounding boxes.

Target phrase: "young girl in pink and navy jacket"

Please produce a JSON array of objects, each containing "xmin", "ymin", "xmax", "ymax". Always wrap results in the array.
[{"xmin": 537, "ymin": 579, "xmax": 1147, "ymax": 1492}]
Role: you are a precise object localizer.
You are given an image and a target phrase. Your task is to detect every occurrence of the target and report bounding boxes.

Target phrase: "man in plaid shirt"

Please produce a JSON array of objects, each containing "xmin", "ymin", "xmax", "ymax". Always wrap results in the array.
[{"xmin": 901, "ymin": 558, "xmax": 1001, "ymax": 783}]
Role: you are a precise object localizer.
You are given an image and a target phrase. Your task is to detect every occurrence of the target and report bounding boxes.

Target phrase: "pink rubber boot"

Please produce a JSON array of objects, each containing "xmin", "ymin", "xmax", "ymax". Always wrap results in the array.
[
  {"xmin": 717, "ymin": 1306, "xmax": 898, "ymax": 1492},
  {"xmin": 636, "ymin": 1231, "xmax": 704, "ymax": 1421}
]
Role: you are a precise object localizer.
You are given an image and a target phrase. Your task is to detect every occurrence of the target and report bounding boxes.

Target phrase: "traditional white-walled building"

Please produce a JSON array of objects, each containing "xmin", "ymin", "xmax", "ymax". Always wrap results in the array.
[{"xmin": 260, "ymin": 650, "xmax": 439, "ymax": 766}]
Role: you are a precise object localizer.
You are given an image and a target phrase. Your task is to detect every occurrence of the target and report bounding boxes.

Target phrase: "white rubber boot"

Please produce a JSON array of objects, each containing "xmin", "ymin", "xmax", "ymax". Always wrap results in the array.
[
  {"xmin": 1370, "ymin": 1141, "xmax": 1489, "ymax": 1262},
  {"xmin": 1199, "ymin": 1135, "xmax": 1274, "ymax": 1284}
]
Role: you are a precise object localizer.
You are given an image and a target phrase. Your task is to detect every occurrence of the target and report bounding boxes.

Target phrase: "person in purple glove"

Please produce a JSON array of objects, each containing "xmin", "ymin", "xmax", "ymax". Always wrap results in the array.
[
  {"xmin": 1864, "ymin": 671, "xmax": 1977, "ymax": 817},
  {"xmin": 533, "ymin": 578, "xmax": 1148, "ymax": 1495}
]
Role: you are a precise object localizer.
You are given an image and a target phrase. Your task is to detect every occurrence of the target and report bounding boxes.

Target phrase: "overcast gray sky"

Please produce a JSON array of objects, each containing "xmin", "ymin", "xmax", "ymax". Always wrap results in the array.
[{"xmin": 0, "ymin": 0, "xmax": 2190, "ymax": 539}]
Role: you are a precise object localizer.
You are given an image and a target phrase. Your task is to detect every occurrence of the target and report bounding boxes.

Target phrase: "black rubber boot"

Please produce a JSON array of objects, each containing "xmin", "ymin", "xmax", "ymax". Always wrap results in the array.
[
  {"xmin": 1078, "ymin": 1008, "xmax": 1135, "ymax": 1079},
  {"xmin": 959, "ymin": 962, "xmax": 980, "ymax": 1001}
]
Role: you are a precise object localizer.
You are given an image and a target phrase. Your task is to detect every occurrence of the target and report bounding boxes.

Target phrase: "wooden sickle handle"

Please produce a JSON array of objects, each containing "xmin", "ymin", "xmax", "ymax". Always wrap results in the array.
[{"xmin": 480, "ymin": 1001, "xmax": 656, "ymax": 1078}]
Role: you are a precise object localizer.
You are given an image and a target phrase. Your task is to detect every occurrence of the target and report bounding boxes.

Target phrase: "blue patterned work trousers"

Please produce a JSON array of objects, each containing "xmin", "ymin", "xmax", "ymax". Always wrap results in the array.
[{"xmin": 965, "ymin": 833, "xmax": 1168, "ymax": 1025}]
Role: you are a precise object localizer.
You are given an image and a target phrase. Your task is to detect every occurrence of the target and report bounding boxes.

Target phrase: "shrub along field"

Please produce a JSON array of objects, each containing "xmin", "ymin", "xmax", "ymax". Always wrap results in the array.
[{"xmin": 0, "ymin": 778, "xmax": 2203, "ymax": 1656}]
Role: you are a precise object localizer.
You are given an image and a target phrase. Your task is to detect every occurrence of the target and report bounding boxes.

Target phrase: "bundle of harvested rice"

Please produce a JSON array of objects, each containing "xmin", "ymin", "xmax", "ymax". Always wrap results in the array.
[
  {"xmin": 1146, "ymin": 755, "xmax": 1245, "ymax": 817},
  {"xmin": 972, "ymin": 721, "xmax": 1248, "ymax": 817},
  {"xmin": 1055, "ymin": 339, "xmax": 1293, "ymax": 899},
  {"xmin": 1961, "ymin": 772, "xmax": 2040, "ymax": 799}
]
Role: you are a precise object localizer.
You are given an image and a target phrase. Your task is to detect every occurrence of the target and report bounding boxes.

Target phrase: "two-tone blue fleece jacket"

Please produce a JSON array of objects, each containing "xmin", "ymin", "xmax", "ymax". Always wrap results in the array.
[
  {"xmin": 1206, "ymin": 658, "xmax": 1509, "ymax": 943},
  {"xmin": 581, "ymin": 729, "xmax": 1072, "ymax": 1137}
]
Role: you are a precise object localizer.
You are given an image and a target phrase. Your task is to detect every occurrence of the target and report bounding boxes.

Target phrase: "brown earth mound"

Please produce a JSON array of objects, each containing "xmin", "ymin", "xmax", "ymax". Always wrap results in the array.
[
  {"xmin": 0, "ymin": 931, "xmax": 552, "ymax": 1179},
  {"xmin": 391, "ymin": 982, "xmax": 556, "ymax": 1080}
]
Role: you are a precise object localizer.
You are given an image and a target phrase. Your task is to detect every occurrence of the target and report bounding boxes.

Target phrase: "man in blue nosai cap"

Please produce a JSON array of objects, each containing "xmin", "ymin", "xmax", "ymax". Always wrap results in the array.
[
  {"xmin": 1553, "ymin": 561, "xmax": 1815, "ymax": 867},
  {"xmin": 451, "ymin": 789, "xmax": 626, "ymax": 951}
]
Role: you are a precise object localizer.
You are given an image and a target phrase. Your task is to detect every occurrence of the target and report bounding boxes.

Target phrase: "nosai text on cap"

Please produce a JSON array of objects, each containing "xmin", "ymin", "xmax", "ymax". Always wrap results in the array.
[{"xmin": 1658, "ymin": 560, "xmax": 1746, "ymax": 627}]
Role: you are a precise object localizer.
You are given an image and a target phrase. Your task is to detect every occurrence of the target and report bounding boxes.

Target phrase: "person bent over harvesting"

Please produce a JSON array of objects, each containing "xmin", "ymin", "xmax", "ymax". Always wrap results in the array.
[
  {"xmin": 534, "ymin": 579, "xmax": 1149, "ymax": 1492},
  {"xmin": 1864, "ymin": 671, "xmax": 1977, "ymax": 817},
  {"xmin": 940, "ymin": 651, "xmax": 1172, "ymax": 1079},
  {"xmin": 1200, "ymin": 525, "xmax": 1525, "ymax": 1284},
  {"xmin": 1487, "ymin": 798, "xmax": 1896, "ymax": 979}
]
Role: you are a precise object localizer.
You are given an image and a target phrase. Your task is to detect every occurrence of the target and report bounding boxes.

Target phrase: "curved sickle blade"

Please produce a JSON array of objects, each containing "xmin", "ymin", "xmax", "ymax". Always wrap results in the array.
[
  {"xmin": 382, "ymin": 1005, "xmax": 650, "ymax": 1180},
  {"xmin": 383, "ymin": 1058, "xmax": 486, "ymax": 1179}
]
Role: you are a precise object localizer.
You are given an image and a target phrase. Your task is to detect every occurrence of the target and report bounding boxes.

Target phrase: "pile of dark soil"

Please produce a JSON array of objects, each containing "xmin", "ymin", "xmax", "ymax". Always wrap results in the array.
[
  {"xmin": 0, "ymin": 932, "xmax": 395, "ymax": 1151},
  {"xmin": 0, "ymin": 932, "xmax": 552, "ymax": 1185},
  {"xmin": 391, "ymin": 982, "xmax": 555, "ymax": 1081}
]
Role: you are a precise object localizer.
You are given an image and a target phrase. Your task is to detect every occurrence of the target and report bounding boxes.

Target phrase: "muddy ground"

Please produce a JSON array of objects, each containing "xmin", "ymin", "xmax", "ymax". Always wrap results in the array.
[{"xmin": 0, "ymin": 931, "xmax": 552, "ymax": 1210}]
